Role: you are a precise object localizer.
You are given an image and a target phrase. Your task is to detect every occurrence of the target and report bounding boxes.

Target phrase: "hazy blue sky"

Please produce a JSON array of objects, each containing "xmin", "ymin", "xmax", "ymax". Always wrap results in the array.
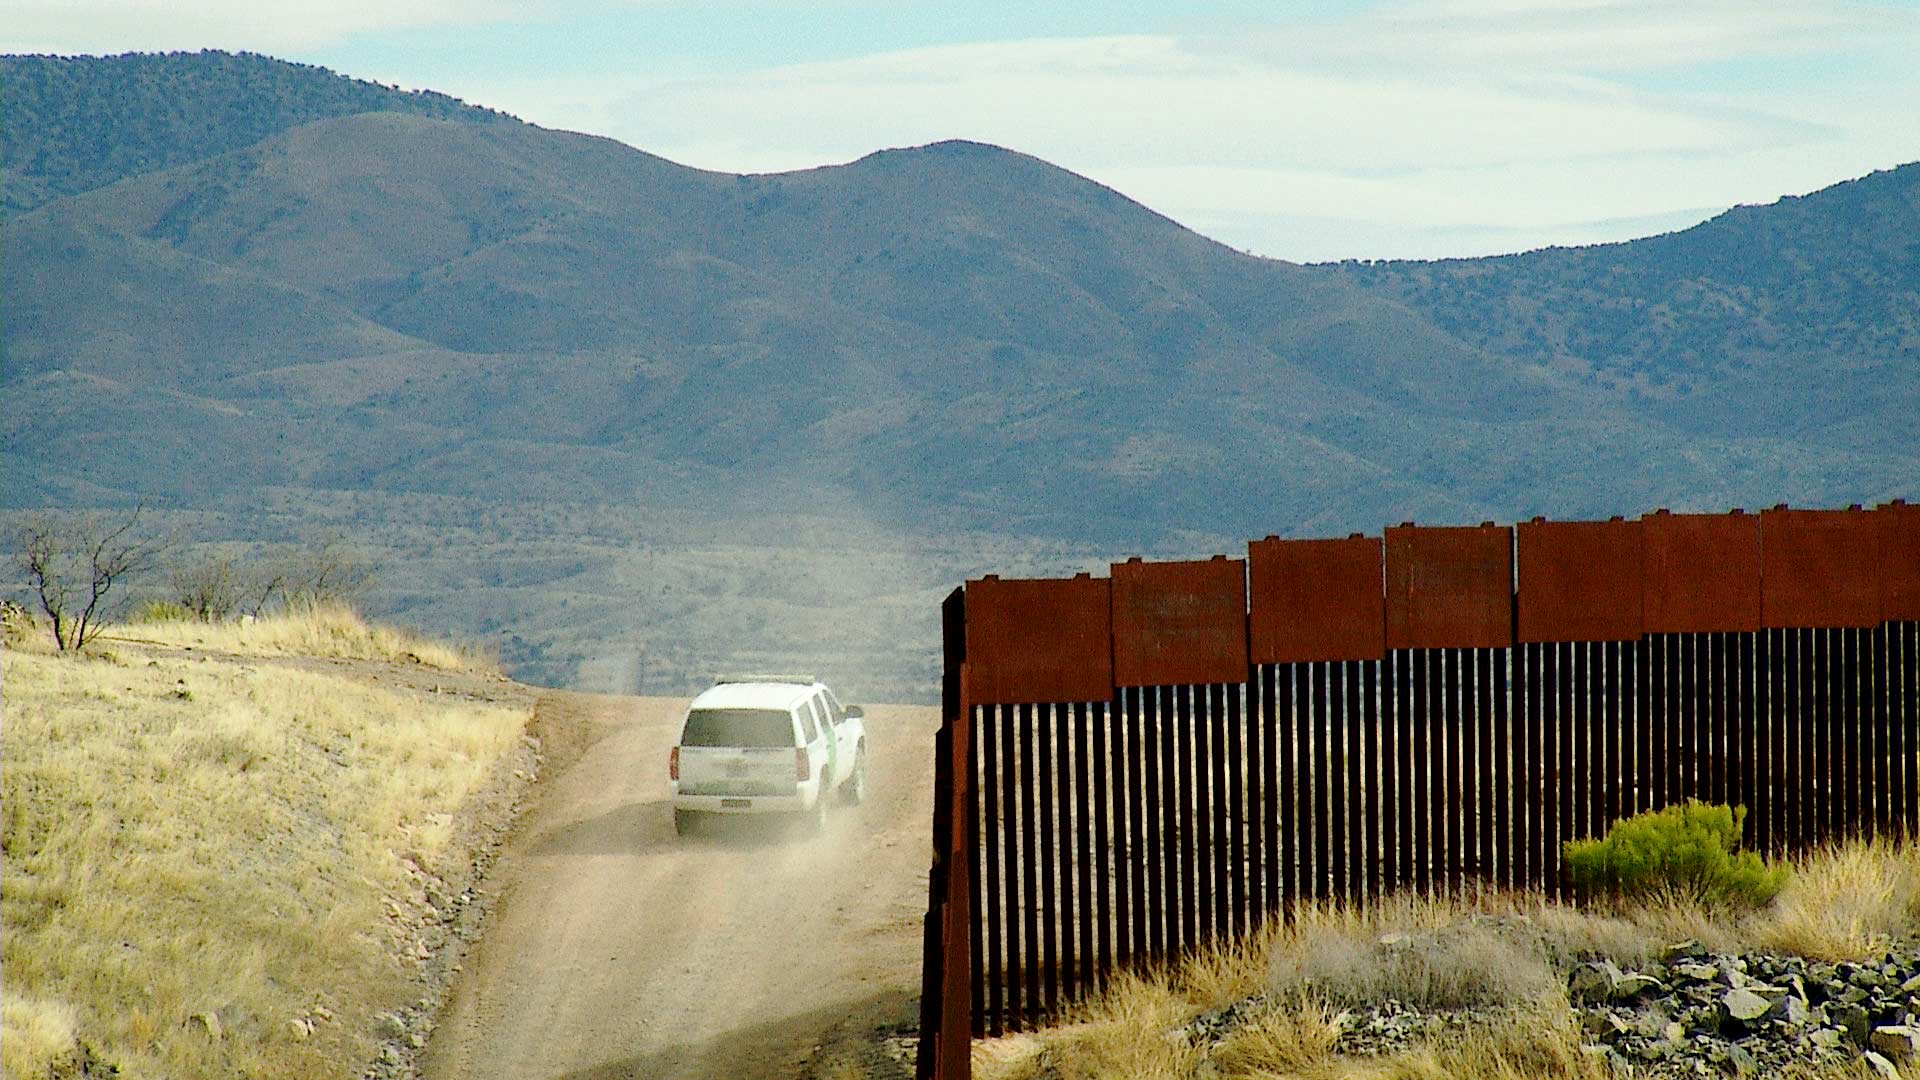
[{"xmin": 8, "ymin": 0, "xmax": 1917, "ymax": 261}]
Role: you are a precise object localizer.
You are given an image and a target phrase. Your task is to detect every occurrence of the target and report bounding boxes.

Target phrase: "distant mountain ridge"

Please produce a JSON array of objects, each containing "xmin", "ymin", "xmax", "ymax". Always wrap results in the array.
[
  {"xmin": 7, "ymin": 104, "xmax": 1615, "ymax": 537},
  {"xmin": 2, "ymin": 50, "xmax": 509, "ymax": 214},
  {"xmin": 1335, "ymin": 165, "xmax": 1920, "ymax": 446},
  {"xmin": 3, "ymin": 51, "xmax": 1913, "ymax": 696}
]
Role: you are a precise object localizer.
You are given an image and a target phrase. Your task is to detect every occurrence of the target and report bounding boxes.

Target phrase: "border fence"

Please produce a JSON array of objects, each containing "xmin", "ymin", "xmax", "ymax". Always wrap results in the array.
[{"xmin": 916, "ymin": 501, "xmax": 1920, "ymax": 1080}]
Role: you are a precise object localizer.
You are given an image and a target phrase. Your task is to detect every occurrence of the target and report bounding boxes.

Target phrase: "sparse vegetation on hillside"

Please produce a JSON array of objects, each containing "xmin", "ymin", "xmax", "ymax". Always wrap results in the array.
[
  {"xmin": 161, "ymin": 535, "xmax": 378, "ymax": 623},
  {"xmin": 971, "ymin": 840, "xmax": 1920, "ymax": 1080},
  {"xmin": 1332, "ymin": 165, "xmax": 1920, "ymax": 424},
  {"xmin": 0, "ymin": 626, "xmax": 526, "ymax": 1079},
  {"xmin": 9, "ymin": 496, "xmax": 1108, "ymax": 703},
  {"xmin": 2, "ymin": 50, "xmax": 507, "ymax": 214},
  {"xmin": 99, "ymin": 601, "xmax": 491, "ymax": 672}
]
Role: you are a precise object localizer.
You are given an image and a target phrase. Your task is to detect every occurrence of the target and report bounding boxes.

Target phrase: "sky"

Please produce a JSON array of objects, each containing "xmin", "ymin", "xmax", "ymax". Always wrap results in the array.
[{"xmin": 6, "ymin": 0, "xmax": 1917, "ymax": 262}]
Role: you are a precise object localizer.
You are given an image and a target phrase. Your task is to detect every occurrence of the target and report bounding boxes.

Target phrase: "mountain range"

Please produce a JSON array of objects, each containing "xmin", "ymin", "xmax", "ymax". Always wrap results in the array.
[{"xmin": 3, "ymin": 51, "xmax": 1915, "ymax": 698}]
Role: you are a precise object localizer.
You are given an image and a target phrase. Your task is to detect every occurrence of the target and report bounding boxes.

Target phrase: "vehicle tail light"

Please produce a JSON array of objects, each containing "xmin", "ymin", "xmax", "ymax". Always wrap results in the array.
[
  {"xmin": 669, "ymin": 747, "xmax": 680, "ymax": 781},
  {"xmin": 794, "ymin": 747, "xmax": 810, "ymax": 782}
]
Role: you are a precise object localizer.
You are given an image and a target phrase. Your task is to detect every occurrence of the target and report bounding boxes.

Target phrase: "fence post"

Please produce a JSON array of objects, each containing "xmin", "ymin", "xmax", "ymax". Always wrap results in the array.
[
  {"xmin": 916, "ymin": 711, "xmax": 951, "ymax": 1075},
  {"xmin": 941, "ymin": 661, "xmax": 973, "ymax": 1077},
  {"xmin": 919, "ymin": 588, "xmax": 972, "ymax": 1080}
]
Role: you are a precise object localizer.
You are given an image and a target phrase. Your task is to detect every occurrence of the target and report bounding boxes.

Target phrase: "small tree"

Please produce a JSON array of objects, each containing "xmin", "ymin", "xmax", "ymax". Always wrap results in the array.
[
  {"xmin": 170, "ymin": 552, "xmax": 242, "ymax": 621},
  {"xmin": 283, "ymin": 533, "xmax": 375, "ymax": 608},
  {"xmin": 17, "ymin": 508, "xmax": 166, "ymax": 651},
  {"xmin": 235, "ymin": 557, "xmax": 289, "ymax": 620}
]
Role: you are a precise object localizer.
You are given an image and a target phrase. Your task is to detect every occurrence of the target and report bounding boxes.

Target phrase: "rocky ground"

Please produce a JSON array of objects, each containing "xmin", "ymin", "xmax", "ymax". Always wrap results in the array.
[
  {"xmin": 1561, "ymin": 942, "xmax": 1920, "ymax": 1078},
  {"xmin": 357, "ymin": 688, "xmax": 546, "ymax": 1080},
  {"xmin": 1177, "ymin": 937, "xmax": 1920, "ymax": 1078}
]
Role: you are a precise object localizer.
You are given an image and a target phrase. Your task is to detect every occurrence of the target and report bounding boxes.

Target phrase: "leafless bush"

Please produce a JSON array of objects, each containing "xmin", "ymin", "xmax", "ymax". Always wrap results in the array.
[
  {"xmin": 205, "ymin": 535, "xmax": 379, "ymax": 619},
  {"xmin": 274, "ymin": 533, "xmax": 376, "ymax": 611},
  {"xmin": 169, "ymin": 553, "xmax": 242, "ymax": 621},
  {"xmin": 148, "ymin": 535, "xmax": 380, "ymax": 624}
]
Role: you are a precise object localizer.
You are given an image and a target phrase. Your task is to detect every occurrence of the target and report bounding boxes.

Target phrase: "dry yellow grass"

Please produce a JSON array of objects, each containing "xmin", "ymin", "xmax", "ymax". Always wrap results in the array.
[
  {"xmin": 1, "ymin": 642, "xmax": 528, "ymax": 1079},
  {"xmin": 0, "ymin": 998, "xmax": 80, "ymax": 1079},
  {"xmin": 98, "ymin": 602, "xmax": 489, "ymax": 672},
  {"xmin": 1756, "ymin": 838, "xmax": 1920, "ymax": 960},
  {"xmin": 994, "ymin": 969, "xmax": 1201, "ymax": 1080},
  {"xmin": 1209, "ymin": 996, "xmax": 1341, "ymax": 1077},
  {"xmin": 974, "ymin": 839, "xmax": 1920, "ymax": 1080}
]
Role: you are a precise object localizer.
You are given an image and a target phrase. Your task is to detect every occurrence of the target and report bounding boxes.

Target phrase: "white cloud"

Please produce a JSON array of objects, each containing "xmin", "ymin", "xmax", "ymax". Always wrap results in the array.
[
  {"xmin": 509, "ymin": 37, "xmax": 1764, "ymax": 180},
  {"xmin": 1107, "ymin": 141, "xmax": 1905, "ymax": 262},
  {"xmin": 503, "ymin": 15, "xmax": 1910, "ymax": 260},
  {"xmin": 607, "ymin": 36, "xmax": 1782, "ymax": 174},
  {"xmin": 1318, "ymin": 0, "xmax": 1906, "ymax": 70}
]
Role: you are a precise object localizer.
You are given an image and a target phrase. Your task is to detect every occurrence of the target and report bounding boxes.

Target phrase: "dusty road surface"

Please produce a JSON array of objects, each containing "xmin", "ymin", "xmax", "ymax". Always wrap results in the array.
[{"xmin": 423, "ymin": 691, "xmax": 937, "ymax": 1080}]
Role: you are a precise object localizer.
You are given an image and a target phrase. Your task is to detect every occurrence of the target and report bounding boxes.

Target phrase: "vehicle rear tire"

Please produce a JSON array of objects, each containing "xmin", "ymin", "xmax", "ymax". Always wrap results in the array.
[
  {"xmin": 807, "ymin": 792, "xmax": 828, "ymax": 834},
  {"xmin": 840, "ymin": 747, "xmax": 867, "ymax": 806}
]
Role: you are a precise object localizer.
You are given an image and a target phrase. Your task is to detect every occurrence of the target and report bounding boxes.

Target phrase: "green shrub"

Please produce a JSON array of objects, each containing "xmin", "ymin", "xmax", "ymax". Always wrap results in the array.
[
  {"xmin": 1564, "ymin": 801, "xmax": 1789, "ymax": 908},
  {"xmin": 127, "ymin": 599, "xmax": 194, "ymax": 624}
]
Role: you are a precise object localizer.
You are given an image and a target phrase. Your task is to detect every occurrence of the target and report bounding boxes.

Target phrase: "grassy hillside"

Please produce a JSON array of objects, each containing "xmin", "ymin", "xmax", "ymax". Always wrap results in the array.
[
  {"xmin": 0, "ymin": 608, "xmax": 529, "ymax": 1079},
  {"xmin": 121, "ymin": 600, "xmax": 483, "ymax": 669}
]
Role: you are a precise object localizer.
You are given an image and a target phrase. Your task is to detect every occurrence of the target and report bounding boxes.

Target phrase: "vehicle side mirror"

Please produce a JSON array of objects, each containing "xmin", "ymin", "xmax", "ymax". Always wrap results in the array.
[{"xmin": 844, "ymin": 705, "xmax": 864, "ymax": 720}]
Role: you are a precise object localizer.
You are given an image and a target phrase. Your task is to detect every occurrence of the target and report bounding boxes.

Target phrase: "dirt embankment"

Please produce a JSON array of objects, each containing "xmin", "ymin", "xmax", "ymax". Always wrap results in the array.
[
  {"xmin": 421, "ymin": 693, "xmax": 939, "ymax": 1080},
  {"xmin": 0, "ymin": 624, "xmax": 539, "ymax": 1080}
]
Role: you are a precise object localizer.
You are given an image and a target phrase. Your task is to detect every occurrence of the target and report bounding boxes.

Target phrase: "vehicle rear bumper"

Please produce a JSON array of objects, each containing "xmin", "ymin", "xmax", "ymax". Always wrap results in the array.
[{"xmin": 672, "ymin": 784, "xmax": 819, "ymax": 815}]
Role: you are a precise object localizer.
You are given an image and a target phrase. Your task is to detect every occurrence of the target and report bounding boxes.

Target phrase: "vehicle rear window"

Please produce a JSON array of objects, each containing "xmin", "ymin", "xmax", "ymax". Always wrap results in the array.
[{"xmin": 680, "ymin": 709, "xmax": 796, "ymax": 748}]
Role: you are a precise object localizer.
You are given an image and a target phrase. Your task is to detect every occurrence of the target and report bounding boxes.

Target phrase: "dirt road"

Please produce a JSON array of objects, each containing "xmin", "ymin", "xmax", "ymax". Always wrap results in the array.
[{"xmin": 422, "ymin": 691, "xmax": 937, "ymax": 1080}]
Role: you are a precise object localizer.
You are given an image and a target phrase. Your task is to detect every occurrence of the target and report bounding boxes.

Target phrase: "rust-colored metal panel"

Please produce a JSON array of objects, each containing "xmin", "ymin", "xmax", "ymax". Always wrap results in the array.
[
  {"xmin": 965, "ymin": 574, "xmax": 1113, "ymax": 704},
  {"xmin": 1384, "ymin": 524, "xmax": 1513, "ymax": 650},
  {"xmin": 938, "ymin": 660, "xmax": 973, "ymax": 1079},
  {"xmin": 1247, "ymin": 535, "xmax": 1384, "ymax": 662},
  {"xmin": 1516, "ymin": 518, "xmax": 1644, "ymax": 642},
  {"xmin": 1881, "ymin": 500, "xmax": 1920, "ymax": 622},
  {"xmin": 1642, "ymin": 510, "xmax": 1760, "ymax": 632},
  {"xmin": 1111, "ymin": 555, "xmax": 1248, "ymax": 686},
  {"xmin": 1762, "ymin": 506, "xmax": 1880, "ymax": 628}
]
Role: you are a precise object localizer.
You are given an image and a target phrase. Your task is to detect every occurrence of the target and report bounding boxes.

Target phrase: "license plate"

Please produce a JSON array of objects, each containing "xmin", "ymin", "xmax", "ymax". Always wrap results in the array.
[{"xmin": 721, "ymin": 798, "xmax": 751, "ymax": 808}]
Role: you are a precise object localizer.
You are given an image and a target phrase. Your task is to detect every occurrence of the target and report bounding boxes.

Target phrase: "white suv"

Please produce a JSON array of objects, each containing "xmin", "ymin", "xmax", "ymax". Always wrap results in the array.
[{"xmin": 668, "ymin": 676, "xmax": 867, "ymax": 835}]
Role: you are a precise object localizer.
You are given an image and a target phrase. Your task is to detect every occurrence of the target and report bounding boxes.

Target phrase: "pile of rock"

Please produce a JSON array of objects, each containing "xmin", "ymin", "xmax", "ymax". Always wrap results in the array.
[
  {"xmin": 1328, "ymin": 997, "xmax": 1527, "ymax": 1057},
  {"xmin": 1172, "ymin": 937, "xmax": 1920, "ymax": 1078},
  {"xmin": 1175, "ymin": 991, "xmax": 1539, "ymax": 1063},
  {"xmin": 1566, "ymin": 941, "xmax": 1920, "ymax": 1078}
]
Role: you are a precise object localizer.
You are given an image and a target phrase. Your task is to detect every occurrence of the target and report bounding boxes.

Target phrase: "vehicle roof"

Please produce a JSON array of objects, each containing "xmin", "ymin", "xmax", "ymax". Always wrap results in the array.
[{"xmin": 688, "ymin": 680, "xmax": 820, "ymax": 711}]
